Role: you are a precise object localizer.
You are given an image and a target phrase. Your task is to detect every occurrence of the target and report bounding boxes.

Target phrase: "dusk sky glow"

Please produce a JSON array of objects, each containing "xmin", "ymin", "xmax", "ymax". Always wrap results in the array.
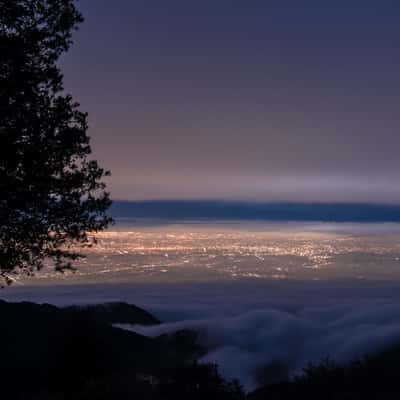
[{"xmin": 62, "ymin": 1, "xmax": 400, "ymax": 202}]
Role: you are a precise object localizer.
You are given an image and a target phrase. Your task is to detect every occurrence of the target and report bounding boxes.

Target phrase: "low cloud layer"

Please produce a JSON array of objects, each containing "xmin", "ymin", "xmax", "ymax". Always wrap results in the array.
[
  {"xmin": 3, "ymin": 281, "xmax": 400, "ymax": 391},
  {"xmin": 126, "ymin": 303, "xmax": 400, "ymax": 390}
]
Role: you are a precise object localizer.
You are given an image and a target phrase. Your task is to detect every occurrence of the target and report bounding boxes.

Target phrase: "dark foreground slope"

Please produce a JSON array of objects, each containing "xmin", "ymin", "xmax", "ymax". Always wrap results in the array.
[
  {"xmin": 4, "ymin": 300, "xmax": 400, "ymax": 399},
  {"xmin": 0, "ymin": 300, "xmax": 244, "ymax": 400},
  {"xmin": 249, "ymin": 347, "xmax": 400, "ymax": 400}
]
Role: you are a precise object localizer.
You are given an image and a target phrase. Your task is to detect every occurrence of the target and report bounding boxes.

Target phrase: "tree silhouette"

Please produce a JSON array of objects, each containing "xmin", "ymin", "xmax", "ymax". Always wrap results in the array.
[{"xmin": 0, "ymin": 0, "xmax": 112, "ymax": 283}]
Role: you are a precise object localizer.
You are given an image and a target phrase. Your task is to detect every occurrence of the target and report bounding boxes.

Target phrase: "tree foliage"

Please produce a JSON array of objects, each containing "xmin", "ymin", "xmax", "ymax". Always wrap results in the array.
[{"xmin": 0, "ymin": 0, "xmax": 112, "ymax": 282}]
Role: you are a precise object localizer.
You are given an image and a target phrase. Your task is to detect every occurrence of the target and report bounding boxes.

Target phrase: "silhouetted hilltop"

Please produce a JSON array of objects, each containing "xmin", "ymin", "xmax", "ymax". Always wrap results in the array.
[
  {"xmin": 0, "ymin": 300, "xmax": 242, "ymax": 399},
  {"xmin": 0, "ymin": 301, "xmax": 162, "ymax": 393},
  {"xmin": 0, "ymin": 299, "xmax": 159, "ymax": 325},
  {"xmin": 65, "ymin": 301, "xmax": 160, "ymax": 325}
]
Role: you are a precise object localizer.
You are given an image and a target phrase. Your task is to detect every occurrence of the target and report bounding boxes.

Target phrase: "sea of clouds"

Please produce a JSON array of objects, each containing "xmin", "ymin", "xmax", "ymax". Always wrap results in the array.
[
  {"xmin": 126, "ymin": 301, "xmax": 400, "ymax": 390},
  {"xmin": 4, "ymin": 280, "xmax": 400, "ymax": 390}
]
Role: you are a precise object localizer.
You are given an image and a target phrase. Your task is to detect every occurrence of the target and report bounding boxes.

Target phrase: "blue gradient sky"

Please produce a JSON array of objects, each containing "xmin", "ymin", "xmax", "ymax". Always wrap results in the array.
[{"xmin": 62, "ymin": 1, "xmax": 400, "ymax": 202}]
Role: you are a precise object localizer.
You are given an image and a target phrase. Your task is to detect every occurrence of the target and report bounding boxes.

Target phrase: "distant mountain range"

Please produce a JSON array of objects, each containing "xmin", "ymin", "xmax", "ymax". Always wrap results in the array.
[{"xmin": 110, "ymin": 200, "xmax": 400, "ymax": 222}]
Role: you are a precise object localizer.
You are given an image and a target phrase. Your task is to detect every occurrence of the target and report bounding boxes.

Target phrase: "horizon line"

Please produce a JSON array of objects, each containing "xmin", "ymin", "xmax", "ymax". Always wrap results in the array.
[{"xmin": 110, "ymin": 199, "xmax": 400, "ymax": 206}]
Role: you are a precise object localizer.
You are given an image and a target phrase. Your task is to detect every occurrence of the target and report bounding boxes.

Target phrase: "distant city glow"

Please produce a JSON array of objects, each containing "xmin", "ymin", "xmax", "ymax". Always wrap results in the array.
[{"xmin": 20, "ymin": 221, "xmax": 400, "ymax": 285}]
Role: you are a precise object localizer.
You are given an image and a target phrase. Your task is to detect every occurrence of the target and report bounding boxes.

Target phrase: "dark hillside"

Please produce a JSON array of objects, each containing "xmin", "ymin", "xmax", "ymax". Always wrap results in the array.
[
  {"xmin": 0, "ymin": 300, "xmax": 242, "ymax": 399},
  {"xmin": 248, "ymin": 347, "xmax": 400, "ymax": 400}
]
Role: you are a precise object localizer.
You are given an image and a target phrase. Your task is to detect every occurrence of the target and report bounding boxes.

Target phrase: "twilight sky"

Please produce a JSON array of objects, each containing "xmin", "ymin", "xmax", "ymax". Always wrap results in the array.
[{"xmin": 61, "ymin": 0, "xmax": 400, "ymax": 203}]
